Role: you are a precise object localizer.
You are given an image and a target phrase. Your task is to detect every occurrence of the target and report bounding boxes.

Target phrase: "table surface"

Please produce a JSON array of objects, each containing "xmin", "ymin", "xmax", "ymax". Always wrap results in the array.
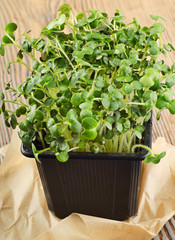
[{"xmin": 0, "ymin": 0, "xmax": 175, "ymax": 239}]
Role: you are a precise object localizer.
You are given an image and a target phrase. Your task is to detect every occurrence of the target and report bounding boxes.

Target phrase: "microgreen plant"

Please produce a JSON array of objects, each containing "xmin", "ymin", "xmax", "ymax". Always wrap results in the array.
[{"xmin": 0, "ymin": 4, "xmax": 175, "ymax": 163}]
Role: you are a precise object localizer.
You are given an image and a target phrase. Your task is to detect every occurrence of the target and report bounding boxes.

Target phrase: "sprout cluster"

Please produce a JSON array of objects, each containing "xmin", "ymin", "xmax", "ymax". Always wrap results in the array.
[{"xmin": 0, "ymin": 4, "xmax": 175, "ymax": 163}]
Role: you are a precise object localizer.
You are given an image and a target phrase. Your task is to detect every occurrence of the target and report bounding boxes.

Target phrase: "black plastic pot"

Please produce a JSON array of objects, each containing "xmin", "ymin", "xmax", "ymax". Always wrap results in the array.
[{"xmin": 21, "ymin": 120, "xmax": 152, "ymax": 221}]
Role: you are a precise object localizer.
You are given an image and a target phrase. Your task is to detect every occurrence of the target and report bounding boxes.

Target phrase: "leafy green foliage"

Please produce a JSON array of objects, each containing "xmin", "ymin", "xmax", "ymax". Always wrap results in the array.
[{"xmin": 0, "ymin": 5, "xmax": 174, "ymax": 164}]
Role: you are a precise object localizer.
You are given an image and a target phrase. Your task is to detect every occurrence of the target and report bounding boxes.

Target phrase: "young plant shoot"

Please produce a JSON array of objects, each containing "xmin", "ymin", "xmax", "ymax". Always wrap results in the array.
[{"xmin": 0, "ymin": 4, "xmax": 175, "ymax": 163}]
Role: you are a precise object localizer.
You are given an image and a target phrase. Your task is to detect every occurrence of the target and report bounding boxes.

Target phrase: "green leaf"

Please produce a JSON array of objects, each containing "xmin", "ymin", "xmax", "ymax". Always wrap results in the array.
[
  {"xmin": 82, "ymin": 117, "xmax": 97, "ymax": 130},
  {"xmin": 32, "ymin": 60, "xmax": 40, "ymax": 70},
  {"xmin": 145, "ymin": 99, "xmax": 154, "ymax": 108},
  {"xmin": 58, "ymin": 3, "xmax": 72, "ymax": 14},
  {"xmin": 116, "ymin": 122, "xmax": 123, "ymax": 132},
  {"xmin": 150, "ymin": 15, "xmax": 166, "ymax": 22},
  {"xmin": 6, "ymin": 60, "xmax": 10, "ymax": 74},
  {"xmin": 75, "ymin": 59, "xmax": 92, "ymax": 67},
  {"xmin": 58, "ymin": 14, "xmax": 66, "ymax": 25},
  {"xmin": 105, "ymin": 121, "xmax": 112, "ymax": 130},
  {"xmin": 45, "ymin": 97, "xmax": 54, "ymax": 106},
  {"xmin": 124, "ymin": 120, "xmax": 130, "ymax": 129},
  {"xmin": 18, "ymin": 120, "xmax": 33, "ymax": 132},
  {"xmin": 109, "ymin": 101, "xmax": 120, "ymax": 111},
  {"xmin": 47, "ymin": 14, "xmax": 66, "ymax": 29},
  {"xmin": 57, "ymin": 137, "xmax": 68, "ymax": 151},
  {"xmin": 135, "ymin": 131, "xmax": 142, "ymax": 139},
  {"xmin": 124, "ymin": 84, "xmax": 133, "ymax": 94},
  {"xmin": 72, "ymin": 50, "xmax": 85, "ymax": 59},
  {"xmin": 115, "ymin": 76, "xmax": 133, "ymax": 83},
  {"xmin": 163, "ymin": 44, "xmax": 171, "ymax": 52},
  {"xmin": 34, "ymin": 89, "xmax": 44, "ymax": 99},
  {"xmin": 165, "ymin": 75, "xmax": 175, "ymax": 88},
  {"xmin": 56, "ymin": 151, "xmax": 69, "ymax": 162},
  {"xmin": 49, "ymin": 124, "xmax": 60, "ymax": 137},
  {"xmin": 156, "ymin": 96, "xmax": 169, "ymax": 109},
  {"xmin": 168, "ymin": 99, "xmax": 175, "ymax": 114},
  {"xmin": 32, "ymin": 144, "xmax": 40, "ymax": 163},
  {"xmin": 145, "ymin": 68, "xmax": 159, "ymax": 80},
  {"xmin": 144, "ymin": 152, "xmax": 166, "ymax": 164},
  {"xmin": 0, "ymin": 91, "xmax": 5, "ymax": 100},
  {"xmin": 5, "ymin": 23, "xmax": 17, "ymax": 33},
  {"xmin": 71, "ymin": 93, "xmax": 82, "ymax": 106},
  {"xmin": 150, "ymin": 23, "xmax": 164, "ymax": 35},
  {"xmin": 82, "ymin": 46, "xmax": 94, "ymax": 55},
  {"xmin": 80, "ymin": 109, "xmax": 92, "ymax": 119},
  {"xmin": 10, "ymin": 114, "xmax": 18, "ymax": 129},
  {"xmin": 0, "ymin": 44, "xmax": 5, "ymax": 56},
  {"xmin": 115, "ymin": 43, "xmax": 125, "ymax": 54},
  {"xmin": 131, "ymin": 81, "xmax": 142, "ymax": 90},
  {"xmin": 96, "ymin": 76, "xmax": 105, "ymax": 88},
  {"xmin": 168, "ymin": 43, "xmax": 175, "ymax": 51},
  {"xmin": 144, "ymin": 154, "xmax": 155, "ymax": 164},
  {"xmin": 101, "ymin": 93, "xmax": 110, "ymax": 109},
  {"xmin": 135, "ymin": 125, "xmax": 145, "ymax": 133},
  {"xmin": 17, "ymin": 106, "xmax": 27, "ymax": 115},
  {"xmin": 140, "ymin": 75, "xmax": 154, "ymax": 87},
  {"xmin": 2, "ymin": 34, "xmax": 14, "ymax": 44},
  {"xmin": 79, "ymin": 102, "xmax": 92, "ymax": 109},
  {"xmin": 104, "ymin": 130, "xmax": 114, "ymax": 139},
  {"xmin": 81, "ymin": 129, "xmax": 97, "ymax": 140},
  {"xmin": 78, "ymin": 140, "xmax": 86, "ymax": 149},
  {"xmin": 46, "ymin": 118, "xmax": 55, "ymax": 128},
  {"xmin": 150, "ymin": 46, "xmax": 159, "ymax": 55},
  {"xmin": 33, "ymin": 110, "xmax": 44, "ymax": 121},
  {"xmin": 66, "ymin": 109, "xmax": 78, "ymax": 122},
  {"xmin": 70, "ymin": 120, "xmax": 82, "ymax": 133}
]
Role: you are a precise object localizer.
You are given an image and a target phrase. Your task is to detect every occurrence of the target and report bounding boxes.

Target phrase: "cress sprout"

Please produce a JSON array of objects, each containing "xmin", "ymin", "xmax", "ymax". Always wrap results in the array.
[{"xmin": 0, "ymin": 4, "xmax": 175, "ymax": 163}]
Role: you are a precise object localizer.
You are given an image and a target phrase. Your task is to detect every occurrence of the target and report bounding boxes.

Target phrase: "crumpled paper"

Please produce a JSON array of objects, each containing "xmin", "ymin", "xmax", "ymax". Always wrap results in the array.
[{"xmin": 0, "ymin": 130, "xmax": 175, "ymax": 240}]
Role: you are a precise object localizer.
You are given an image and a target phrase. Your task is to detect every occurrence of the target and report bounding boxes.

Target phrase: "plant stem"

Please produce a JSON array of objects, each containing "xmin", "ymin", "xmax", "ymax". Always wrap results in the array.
[
  {"xmin": 131, "ymin": 144, "xmax": 154, "ymax": 155},
  {"xmin": 55, "ymin": 38, "xmax": 76, "ymax": 72},
  {"xmin": 38, "ymin": 131, "xmax": 46, "ymax": 148}
]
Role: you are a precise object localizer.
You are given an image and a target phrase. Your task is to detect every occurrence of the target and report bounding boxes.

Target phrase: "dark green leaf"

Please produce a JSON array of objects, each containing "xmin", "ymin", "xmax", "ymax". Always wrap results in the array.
[
  {"xmin": 2, "ymin": 34, "xmax": 14, "ymax": 44},
  {"xmin": 45, "ymin": 97, "xmax": 54, "ymax": 106},
  {"xmin": 0, "ymin": 91, "xmax": 5, "ymax": 100},
  {"xmin": 5, "ymin": 23, "xmax": 17, "ymax": 33},
  {"xmin": 10, "ymin": 114, "xmax": 18, "ymax": 129}
]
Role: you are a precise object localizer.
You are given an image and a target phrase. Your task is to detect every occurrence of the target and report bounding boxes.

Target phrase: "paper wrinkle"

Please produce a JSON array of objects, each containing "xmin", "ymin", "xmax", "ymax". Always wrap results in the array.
[{"xmin": 1, "ymin": 131, "xmax": 175, "ymax": 240}]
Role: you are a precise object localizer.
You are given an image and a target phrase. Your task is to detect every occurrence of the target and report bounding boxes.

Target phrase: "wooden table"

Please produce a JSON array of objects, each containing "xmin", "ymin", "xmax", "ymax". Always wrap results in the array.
[{"xmin": 0, "ymin": 0, "xmax": 175, "ymax": 239}]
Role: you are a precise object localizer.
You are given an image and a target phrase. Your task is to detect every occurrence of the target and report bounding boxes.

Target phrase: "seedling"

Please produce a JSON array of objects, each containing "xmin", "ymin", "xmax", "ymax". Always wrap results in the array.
[{"xmin": 0, "ymin": 4, "xmax": 175, "ymax": 163}]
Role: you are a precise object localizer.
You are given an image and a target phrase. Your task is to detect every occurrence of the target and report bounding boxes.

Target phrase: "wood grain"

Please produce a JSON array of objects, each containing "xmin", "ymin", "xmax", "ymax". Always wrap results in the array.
[{"xmin": 0, "ymin": 0, "xmax": 175, "ymax": 147}]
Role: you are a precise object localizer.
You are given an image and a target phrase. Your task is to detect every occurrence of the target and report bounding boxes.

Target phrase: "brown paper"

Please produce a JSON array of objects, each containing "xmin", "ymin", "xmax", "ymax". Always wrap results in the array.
[{"xmin": 1, "ymin": 130, "xmax": 175, "ymax": 240}]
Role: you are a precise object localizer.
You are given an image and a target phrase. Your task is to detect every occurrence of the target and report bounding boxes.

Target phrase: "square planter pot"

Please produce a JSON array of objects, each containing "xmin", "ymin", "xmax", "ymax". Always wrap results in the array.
[{"xmin": 21, "ymin": 120, "xmax": 152, "ymax": 221}]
